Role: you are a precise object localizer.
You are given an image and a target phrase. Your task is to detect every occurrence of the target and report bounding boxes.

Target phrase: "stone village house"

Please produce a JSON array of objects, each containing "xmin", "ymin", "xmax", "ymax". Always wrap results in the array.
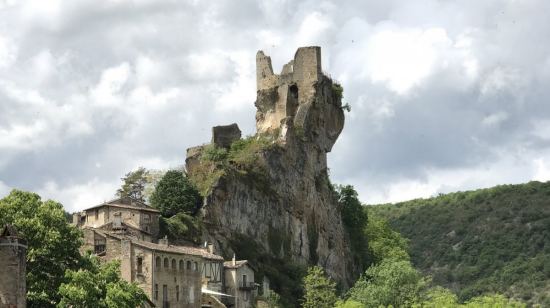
[{"xmin": 73, "ymin": 196, "xmax": 259, "ymax": 308}]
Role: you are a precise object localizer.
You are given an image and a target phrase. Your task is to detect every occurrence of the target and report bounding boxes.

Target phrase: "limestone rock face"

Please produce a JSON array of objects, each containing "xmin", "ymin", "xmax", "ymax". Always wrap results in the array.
[{"xmin": 186, "ymin": 47, "xmax": 356, "ymax": 288}]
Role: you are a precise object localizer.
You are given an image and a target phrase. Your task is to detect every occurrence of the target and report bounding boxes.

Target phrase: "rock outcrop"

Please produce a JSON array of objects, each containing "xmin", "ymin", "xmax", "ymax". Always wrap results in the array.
[{"xmin": 186, "ymin": 47, "xmax": 355, "ymax": 289}]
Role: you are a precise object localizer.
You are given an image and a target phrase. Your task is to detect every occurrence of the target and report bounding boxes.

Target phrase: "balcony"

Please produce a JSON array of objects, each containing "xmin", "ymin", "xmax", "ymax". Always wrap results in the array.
[{"xmin": 238, "ymin": 281, "xmax": 257, "ymax": 291}]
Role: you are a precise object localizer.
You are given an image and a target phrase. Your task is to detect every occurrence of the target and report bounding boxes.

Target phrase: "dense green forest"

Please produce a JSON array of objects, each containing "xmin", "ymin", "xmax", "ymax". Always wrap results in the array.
[{"xmin": 370, "ymin": 181, "xmax": 550, "ymax": 307}]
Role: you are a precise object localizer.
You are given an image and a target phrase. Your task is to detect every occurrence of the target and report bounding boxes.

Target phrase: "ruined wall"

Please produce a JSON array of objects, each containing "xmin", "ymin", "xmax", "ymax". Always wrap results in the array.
[{"xmin": 187, "ymin": 47, "xmax": 355, "ymax": 289}]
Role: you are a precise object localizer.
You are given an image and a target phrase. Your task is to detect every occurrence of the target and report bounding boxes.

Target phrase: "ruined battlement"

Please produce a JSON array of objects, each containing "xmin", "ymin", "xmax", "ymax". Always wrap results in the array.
[
  {"xmin": 256, "ymin": 46, "xmax": 322, "ymax": 92},
  {"xmin": 254, "ymin": 46, "xmax": 344, "ymax": 153}
]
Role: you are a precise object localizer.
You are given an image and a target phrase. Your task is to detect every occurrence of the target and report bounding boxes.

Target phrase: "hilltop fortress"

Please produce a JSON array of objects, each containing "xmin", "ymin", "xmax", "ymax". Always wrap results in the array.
[{"xmin": 186, "ymin": 46, "xmax": 357, "ymax": 289}]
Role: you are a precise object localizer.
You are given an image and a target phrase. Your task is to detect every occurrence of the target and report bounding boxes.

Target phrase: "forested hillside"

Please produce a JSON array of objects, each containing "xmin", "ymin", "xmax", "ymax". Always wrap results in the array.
[{"xmin": 370, "ymin": 181, "xmax": 550, "ymax": 306}]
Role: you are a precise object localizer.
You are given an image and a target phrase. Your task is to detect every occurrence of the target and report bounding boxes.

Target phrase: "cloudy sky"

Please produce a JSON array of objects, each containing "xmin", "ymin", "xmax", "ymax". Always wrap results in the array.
[{"xmin": 1, "ymin": 0, "xmax": 550, "ymax": 211}]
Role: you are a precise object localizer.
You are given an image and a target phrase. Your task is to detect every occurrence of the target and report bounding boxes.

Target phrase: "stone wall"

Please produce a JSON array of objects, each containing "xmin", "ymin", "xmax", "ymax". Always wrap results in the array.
[
  {"xmin": 0, "ymin": 227, "xmax": 27, "ymax": 308},
  {"xmin": 151, "ymin": 251, "xmax": 202, "ymax": 308}
]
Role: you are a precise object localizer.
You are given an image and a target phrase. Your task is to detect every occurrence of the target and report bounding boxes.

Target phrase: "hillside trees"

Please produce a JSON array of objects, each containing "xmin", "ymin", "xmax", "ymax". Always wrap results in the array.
[
  {"xmin": 0, "ymin": 190, "xmax": 83, "ymax": 307},
  {"xmin": 370, "ymin": 181, "xmax": 550, "ymax": 305}
]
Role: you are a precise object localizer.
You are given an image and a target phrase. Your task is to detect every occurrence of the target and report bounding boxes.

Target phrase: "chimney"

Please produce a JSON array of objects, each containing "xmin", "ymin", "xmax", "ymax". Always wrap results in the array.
[
  {"xmin": 207, "ymin": 242, "xmax": 214, "ymax": 254},
  {"xmin": 159, "ymin": 235, "xmax": 169, "ymax": 246},
  {"xmin": 232, "ymin": 253, "xmax": 236, "ymax": 267}
]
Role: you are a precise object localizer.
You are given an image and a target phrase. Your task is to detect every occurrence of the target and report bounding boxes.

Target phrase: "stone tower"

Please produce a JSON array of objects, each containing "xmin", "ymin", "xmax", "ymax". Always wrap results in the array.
[{"xmin": 0, "ymin": 225, "xmax": 27, "ymax": 308}]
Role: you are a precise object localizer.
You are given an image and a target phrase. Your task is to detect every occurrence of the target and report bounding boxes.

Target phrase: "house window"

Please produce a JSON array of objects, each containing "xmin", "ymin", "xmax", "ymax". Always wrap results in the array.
[
  {"xmin": 95, "ymin": 209, "xmax": 99, "ymax": 220},
  {"xmin": 205, "ymin": 262, "xmax": 210, "ymax": 278},
  {"xmin": 176, "ymin": 285, "xmax": 180, "ymax": 301},
  {"xmin": 189, "ymin": 286, "xmax": 194, "ymax": 304},
  {"xmin": 93, "ymin": 239, "xmax": 105, "ymax": 254},
  {"xmin": 187, "ymin": 260, "xmax": 191, "ymax": 270},
  {"xmin": 162, "ymin": 285, "xmax": 168, "ymax": 308},
  {"xmin": 145, "ymin": 226, "xmax": 150, "ymax": 232},
  {"xmin": 179, "ymin": 260, "xmax": 184, "ymax": 271},
  {"xmin": 171, "ymin": 259, "xmax": 176, "ymax": 269},
  {"xmin": 154, "ymin": 284, "xmax": 158, "ymax": 300},
  {"xmin": 194, "ymin": 262, "xmax": 198, "ymax": 271},
  {"xmin": 155, "ymin": 256, "xmax": 161, "ymax": 269},
  {"xmin": 143, "ymin": 214, "xmax": 150, "ymax": 222},
  {"xmin": 164, "ymin": 258, "xmax": 169, "ymax": 268},
  {"xmin": 113, "ymin": 212, "xmax": 121, "ymax": 228},
  {"xmin": 137, "ymin": 257, "xmax": 143, "ymax": 274},
  {"xmin": 242, "ymin": 274, "xmax": 247, "ymax": 287}
]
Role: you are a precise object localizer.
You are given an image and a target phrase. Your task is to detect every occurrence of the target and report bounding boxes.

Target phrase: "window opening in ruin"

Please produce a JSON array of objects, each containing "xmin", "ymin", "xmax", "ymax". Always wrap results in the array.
[
  {"xmin": 164, "ymin": 257, "xmax": 169, "ymax": 268},
  {"xmin": 171, "ymin": 259, "xmax": 176, "ymax": 269},
  {"xmin": 137, "ymin": 257, "xmax": 143, "ymax": 274},
  {"xmin": 179, "ymin": 260, "xmax": 184, "ymax": 270},
  {"xmin": 194, "ymin": 261, "xmax": 198, "ymax": 271},
  {"xmin": 187, "ymin": 260, "xmax": 191, "ymax": 270},
  {"xmin": 154, "ymin": 284, "xmax": 158, "ymax": 300},
  {"xmin": 95, "ymin": 209, "xmax": 98, "ymax": 220},
  {"xmin": 242, "ymin": 274, "xmax": 248, "ymax": 287},
  {"xmin": 155, "ymin": 256, "xmax": 161, "ymax": 269},
  {"xmin": 176, "ymin": 285, "xmax": 180, "ymax": 301},
  {"xmin": 162, "ymin": 285, "xmax": 168, "ymax": 308}
]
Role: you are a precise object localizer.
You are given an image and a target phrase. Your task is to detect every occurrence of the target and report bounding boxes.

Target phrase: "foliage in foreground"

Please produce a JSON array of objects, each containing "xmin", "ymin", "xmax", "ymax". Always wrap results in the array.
[
  {"xmin": 58, "ymin": 255, "xmax": 147, "ymax": 308},
  {"xmin": 0, "ymin": 190, "xmax": 83, "ymax": 307},
  {"xmin": 301, "ymin": 266, "xmax": 338, "ymax": 308}
]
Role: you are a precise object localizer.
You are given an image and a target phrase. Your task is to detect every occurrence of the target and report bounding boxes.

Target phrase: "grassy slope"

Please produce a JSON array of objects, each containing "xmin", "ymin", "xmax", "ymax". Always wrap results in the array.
[{"xmin": 369, "ymin": 181, "xmax": 550, "ymax": 306}]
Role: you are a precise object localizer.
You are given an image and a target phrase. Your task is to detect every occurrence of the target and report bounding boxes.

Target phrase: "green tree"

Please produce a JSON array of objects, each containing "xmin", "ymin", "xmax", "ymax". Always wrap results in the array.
[
  {"xmin": 364, "ymin": 214, "xmax": 410, "ymax": 263},
  {"xmin": 117, "ymin": 167, "xmax": 149, "ymax": 201},
  {"xmin": 58, "ymin": 255, "xmax": 147, "ymax": 308},
  {"xmin": 301, "ymin": 266, "xmax": 338, "ymax": 308},
  {"xmin": 0, "ymin": 190, "xmax": 83, "ymax": 307},
  {"xmin": 336, "ymin": 185, "xmax": 369, "ymax": 268},
  {"xmin": 464, "ymin": 294, "xmax": 526, "ymax": 308},
  {"xmin": 150, "ymin": 169, "xmax": 202, "ymax": 217},
  {"xmin": 348, "ymin": 259, "xmax": 429, "ymax": 308}
]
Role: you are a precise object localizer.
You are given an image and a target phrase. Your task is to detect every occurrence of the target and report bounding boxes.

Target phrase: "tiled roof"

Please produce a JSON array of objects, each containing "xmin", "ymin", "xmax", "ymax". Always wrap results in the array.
[
  {"xmin": 93, "ymin": 229, "xmax": 224, "ymax": 261},
  {"xmin": 223, "ymin": 260, "xmax": 248, "ymax": 269},
  {"xmin": 132, "ymin": 240, "xmax": 224, "ymax": 260},
  {"xmin": 83, "ymin": 196, "xmax": 160, "ymax": 213}
]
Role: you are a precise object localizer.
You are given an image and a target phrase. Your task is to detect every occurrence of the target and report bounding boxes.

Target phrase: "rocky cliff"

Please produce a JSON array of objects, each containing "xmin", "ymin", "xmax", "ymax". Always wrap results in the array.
[{"xmin": 185, "ymin": 47, "xmax": 356, "ymax": 290}]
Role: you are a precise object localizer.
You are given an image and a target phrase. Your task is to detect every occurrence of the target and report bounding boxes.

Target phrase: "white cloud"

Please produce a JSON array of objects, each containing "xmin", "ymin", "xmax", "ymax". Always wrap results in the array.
[
  {"xmin": 0, "ymin": 35, "xmax": 17, "ymax": 69},
  {"xmin": 38, "ymin": 178, "xmax": 118, "ymax": 212},
  {"xmin": 90, "ymin": 62, "xmax": 131, "ymax": 107},
  {"xmin": 365, "ymin": 25, "xmax": 452, "ymax": 94},
  {"xmin": 0, "ymin": 181, "xmax": 11, "ymax": 198}
]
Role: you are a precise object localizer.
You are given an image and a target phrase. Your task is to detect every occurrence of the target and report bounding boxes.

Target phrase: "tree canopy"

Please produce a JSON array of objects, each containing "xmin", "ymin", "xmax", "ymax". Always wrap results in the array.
[
  {"xmin": 117, "ymin": 167, "xmax": 149, "ymax": 202},
  {"xmin": 150, "ymin": 169, "xmax": 202, "ymax": 217},
  {"xmin": 0, "ymin": 190, "xmax": 83, "ymax": 307},
  {"xmin": 57, "ymin": 255, "xmax": 147, "ymax": 308},
  {"xmin": 336, "ymin": 185, "xmax": 370, "ymax": 269}
]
